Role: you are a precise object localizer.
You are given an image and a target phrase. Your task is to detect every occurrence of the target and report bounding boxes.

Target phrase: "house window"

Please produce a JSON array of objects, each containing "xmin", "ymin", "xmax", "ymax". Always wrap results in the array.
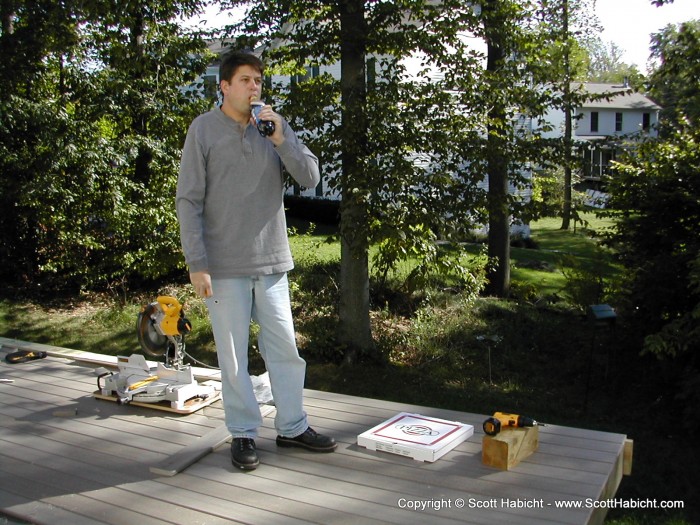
[
  {"xmin": 590, "ymin": 112, "xmax": 599, "ymax": 133},
  {"xmin": 203, "ymin": 75, "xmax": 218, "ymax": 100},
  {"xmin": 291, "ymin": 65, "xmax": 320, "ymax": 86},
  {"xmin": 643, "ymin": 112, "xmax": 651, "ymax": 131},
  {"xmin": 615, "ymin": 112, "xmax": 623, "ymax": 132},
  {"xmin": 367, "ymin": 57, "xmax": 376, "ymax": 87}
]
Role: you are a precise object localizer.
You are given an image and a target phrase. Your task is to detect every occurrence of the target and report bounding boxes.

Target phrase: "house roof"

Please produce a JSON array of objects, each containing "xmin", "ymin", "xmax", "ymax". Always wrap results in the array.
[
  {"xmin": 206, "ymin": 39, "xmax": 237, "ymax": 60},
  {"xmin": 575, "ymin": 82, "xmax": 661, "ymax": 111}
]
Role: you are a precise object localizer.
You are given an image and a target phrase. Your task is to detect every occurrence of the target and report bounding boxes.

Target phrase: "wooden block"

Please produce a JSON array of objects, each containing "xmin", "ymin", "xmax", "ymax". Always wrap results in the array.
[
  {"xmin": 623, "ymin": 438, "xmax": 633, "ymax": 475},
  {"xmin": 482, "ymin": 426, "xmax": 538, "ymax": 470}
]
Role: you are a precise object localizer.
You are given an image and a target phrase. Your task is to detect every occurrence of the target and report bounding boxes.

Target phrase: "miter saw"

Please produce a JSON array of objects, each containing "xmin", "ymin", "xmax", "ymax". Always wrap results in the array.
[{"xmin": 96, "ymin": 296, "xmax": 218, "ymax": 411}]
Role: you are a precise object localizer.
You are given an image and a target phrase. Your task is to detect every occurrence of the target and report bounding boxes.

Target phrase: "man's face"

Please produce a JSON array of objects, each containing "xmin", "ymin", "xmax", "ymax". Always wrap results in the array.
[{"xmin": 220, "ymin": 64, "xmax": 263, "ymax": 118}]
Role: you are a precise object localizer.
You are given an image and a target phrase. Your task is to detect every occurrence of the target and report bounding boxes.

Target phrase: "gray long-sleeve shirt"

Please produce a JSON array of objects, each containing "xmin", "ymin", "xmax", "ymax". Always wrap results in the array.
[{"xmin": 176, "ymin": 107, "xmax": 320, "ymax": 278}]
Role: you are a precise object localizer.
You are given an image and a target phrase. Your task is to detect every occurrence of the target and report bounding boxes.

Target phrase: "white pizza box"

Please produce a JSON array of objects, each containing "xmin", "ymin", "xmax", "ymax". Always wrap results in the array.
[{"xmin": 357, "ymin": 412, "xmax": 473, "ymax": 462}]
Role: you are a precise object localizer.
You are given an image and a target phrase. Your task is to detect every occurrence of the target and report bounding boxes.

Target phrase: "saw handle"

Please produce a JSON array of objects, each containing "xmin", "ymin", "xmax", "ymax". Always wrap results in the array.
[
  {"xmin": 96, "ymin": 369, "xmax": 113, "ymax": 391},
  {"xmin": 155, "ymin": 296, "xmax": 191, "ymax": 337},
  {"xmin": 157, "ymin": 296, "xmax": 182, "ymax": 318}
]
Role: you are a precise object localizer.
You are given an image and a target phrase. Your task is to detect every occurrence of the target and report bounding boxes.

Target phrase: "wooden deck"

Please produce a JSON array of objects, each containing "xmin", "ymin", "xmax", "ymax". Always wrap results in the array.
[{"xmin": 0, "ymin": 338, "xmax": 630, "ymax": 525}]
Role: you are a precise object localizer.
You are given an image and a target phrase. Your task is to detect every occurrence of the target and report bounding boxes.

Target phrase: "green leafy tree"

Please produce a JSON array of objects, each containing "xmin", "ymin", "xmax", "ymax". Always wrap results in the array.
[
  {"xmin": 603, "ymin": 122, "xmax": 699, "ymax": 377},
  {"xmin": 73, "ymin": 0, "xmax": 213, "ymax": 286},
  {"xmin": 601, "ymin": 8, "xmax": 699, "ymax": 412},
  {"xmin": 0, "ymin": 0, "xmax": 213, "ymax": 290},
  {"xmin": 607, "ymin": 17, "xmax": 700, "ymax": 350},
  {"xmin": 648, "ymin": 20, "xmax": 700, "ymax": 133},
  {"xmin": 585, "ymin": 38, "xmax": 645, "ymax": 85},
  {"xmin": 0, "ymin": 0, "xmax": 89, "ymax": 285}
]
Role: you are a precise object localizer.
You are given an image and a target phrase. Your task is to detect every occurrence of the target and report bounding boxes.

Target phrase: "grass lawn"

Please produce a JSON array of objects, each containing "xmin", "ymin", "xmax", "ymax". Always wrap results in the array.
[{"xmin": 0, "ymin": 212, "xmax": 696, "ymax": 524}]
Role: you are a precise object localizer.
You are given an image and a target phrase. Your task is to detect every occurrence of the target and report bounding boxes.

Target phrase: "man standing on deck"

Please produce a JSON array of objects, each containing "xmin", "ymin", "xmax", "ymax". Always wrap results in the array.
[{"xmin": 176, "ymin": 50, "xmax": 336, "ymax": 470}]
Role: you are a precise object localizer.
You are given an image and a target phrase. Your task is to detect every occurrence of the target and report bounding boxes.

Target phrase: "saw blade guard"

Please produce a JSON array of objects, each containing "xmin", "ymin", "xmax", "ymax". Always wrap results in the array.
[{"xmin": 136, "ymin": 296, "xmax": 191, "ymax": 357}]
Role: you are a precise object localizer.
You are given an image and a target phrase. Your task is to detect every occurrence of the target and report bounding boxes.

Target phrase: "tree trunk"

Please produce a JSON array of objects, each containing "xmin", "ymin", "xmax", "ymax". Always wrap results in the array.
[
  {"xmin": 129, "ymin": 7, "xmax": 152, "ymax": 185},
  {"xmin": 560, "ymin": 0, "xmax": 572, "ymax": 230},
  {"xmin": 561, "ymin": 100, "xmax": 573, "ymax": 230},
  {"xmin": 483, "ymin": 0, "xmax": 510, "ymax": 297},
  {"xmin": 338, "ymin": 0, "xmax": 373, "ymax": 361},
  {"xmin": 1, "ymin": 0, "xmax": 15, "ymax": 35}
]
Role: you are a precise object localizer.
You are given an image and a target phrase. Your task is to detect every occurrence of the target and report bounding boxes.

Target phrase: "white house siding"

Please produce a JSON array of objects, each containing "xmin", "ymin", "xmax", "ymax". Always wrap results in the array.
[{"xmin": 575, "ymin": 108, "xmax": 659, "ymax": 138}]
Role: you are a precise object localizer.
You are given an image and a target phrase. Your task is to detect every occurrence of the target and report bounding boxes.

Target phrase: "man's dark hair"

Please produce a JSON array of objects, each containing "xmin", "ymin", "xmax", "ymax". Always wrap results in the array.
[{"xmin": 219, "ymin": 51, "xmax": 264, "ymax": 83}]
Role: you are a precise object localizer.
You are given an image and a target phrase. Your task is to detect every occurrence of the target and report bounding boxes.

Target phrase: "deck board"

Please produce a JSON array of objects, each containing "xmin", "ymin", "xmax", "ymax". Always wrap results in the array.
[{"xmin": 0, "ymin": 340, "xmax": 628, "ymax": 525}]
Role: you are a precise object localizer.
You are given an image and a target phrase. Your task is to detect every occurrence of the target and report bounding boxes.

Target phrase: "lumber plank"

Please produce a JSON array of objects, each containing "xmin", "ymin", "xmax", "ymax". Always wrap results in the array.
[
  {"xmin": 1, "ymin": 337, "xmax": 222, "ymax": 381},
  {"xmin": 149, "ymin": 424, "xmax": 231, "ymax": 477},
  {"xmin": 149, "ymin": 405, "xmax": 274, "ymax": 477},
  {"xmin": 93, "ymin": 390, "xmax": 221, "ymax": 414}
]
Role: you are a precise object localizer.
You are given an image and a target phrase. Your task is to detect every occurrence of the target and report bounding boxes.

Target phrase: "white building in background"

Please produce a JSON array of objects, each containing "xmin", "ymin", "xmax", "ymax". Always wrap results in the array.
[{"xmin": 543, "ymin": 82, "xmax": 661, "ymax": 184}]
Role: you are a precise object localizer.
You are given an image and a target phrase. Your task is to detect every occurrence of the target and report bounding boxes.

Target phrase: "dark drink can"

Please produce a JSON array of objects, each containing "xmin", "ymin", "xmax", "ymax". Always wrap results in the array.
[{"xmin": 251, "ymin": 101, "xmax": 276, "ymax": 137}]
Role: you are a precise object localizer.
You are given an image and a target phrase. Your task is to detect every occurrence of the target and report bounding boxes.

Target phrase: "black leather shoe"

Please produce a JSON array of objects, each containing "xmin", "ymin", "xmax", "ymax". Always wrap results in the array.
[
  {"xmin": 276, "ymin": 427, "xmax": 337, "ymax": 452},
  {"xmin": 231, "ymin": 438, "xmax": 259, "ymax": 470}
]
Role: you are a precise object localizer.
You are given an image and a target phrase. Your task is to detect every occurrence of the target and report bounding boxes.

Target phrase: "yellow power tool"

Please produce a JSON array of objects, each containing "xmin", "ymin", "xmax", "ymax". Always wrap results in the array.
[
  {"xmin": 136, "ymin": 295, "xmax": 191, "ymax": 363},
  {"xmin": 483, "ymin": 412, "xmax": 544, "ymax": 436}
]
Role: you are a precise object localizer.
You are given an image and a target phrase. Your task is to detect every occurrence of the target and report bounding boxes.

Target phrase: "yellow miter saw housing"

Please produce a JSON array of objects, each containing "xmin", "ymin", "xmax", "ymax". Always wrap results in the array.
[
  {"xmin": 136, "ymin": 295, "xmax": 192, "ymax": 365},
  {"xmin": 96, "ymin": 296, "xmax": 218, "ymax": 411}
]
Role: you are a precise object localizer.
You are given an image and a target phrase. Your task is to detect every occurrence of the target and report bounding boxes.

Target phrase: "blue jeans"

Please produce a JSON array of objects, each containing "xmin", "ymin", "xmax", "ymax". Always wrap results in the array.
[{"xmin": 206, "ymin": 273, "xmax": 307, "ymax": 439}]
